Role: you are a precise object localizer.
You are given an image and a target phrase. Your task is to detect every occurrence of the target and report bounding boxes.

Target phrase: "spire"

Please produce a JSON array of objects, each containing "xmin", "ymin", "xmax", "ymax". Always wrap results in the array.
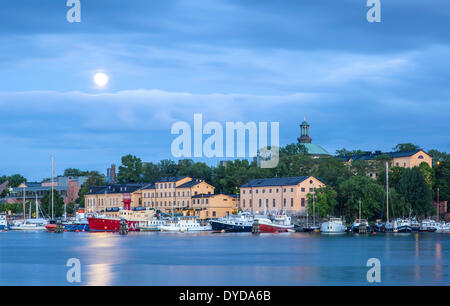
[{"xmin": 298, "ymin": 117, "xmax": 312, "ymax": 144}]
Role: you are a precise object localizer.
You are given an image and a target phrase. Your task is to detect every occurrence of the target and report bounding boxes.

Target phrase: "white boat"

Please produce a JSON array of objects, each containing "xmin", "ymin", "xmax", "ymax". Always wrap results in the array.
[
  {"xmin": 435, "ymin": 222, "xmax": 450, "ymax": 233},
  {"xmin": 419, "ymin": 219, "xmax": 439, "ymax": 232},
  {"xmin": 0, "ymin": 215, "xmax": 8, "ymax": 230},
  {"xmin": 350, "ymin": 219, "xmax": 369, "ymax": 233},
  {"xmin": 9, "ymin": 219, "xmax": 48, "ymax": 231},
  {"xmin": 159, "ymin": 217, "xmax": 212, "ymax": 232},
  {"xmin": 321, "ymin": 217, "xmax": 347, "ymax": 233},
  {"xmin": 138, "ymin": 219, "xmax": 167, "ymax": 231},
  {"xmin": 210, "ymin": 212, "xmax": 254, "ymax": 232},
  {"xmin": 254, "ymin": 213, "xmax": 295, "ymax": 233}
]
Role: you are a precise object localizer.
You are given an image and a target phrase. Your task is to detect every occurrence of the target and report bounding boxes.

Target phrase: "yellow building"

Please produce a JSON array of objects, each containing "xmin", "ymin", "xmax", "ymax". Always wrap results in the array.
[
  {"xmin": 139, "ymin": 176, "xmax": 215, "ymax": 213},
  {"xmin": 341, "ymin": 149, "xmax": 432, "ymax": 178},
  {"xmin": 85, "ymin": 177, "xmax": 219, "ymax": 216},
  {"xmin": 190, "ymin": 194, "xmax": 237, "ymax": 219},
  {"xmin": 239, "ymin": 176, "xmax": 325, "ymax": 215}
]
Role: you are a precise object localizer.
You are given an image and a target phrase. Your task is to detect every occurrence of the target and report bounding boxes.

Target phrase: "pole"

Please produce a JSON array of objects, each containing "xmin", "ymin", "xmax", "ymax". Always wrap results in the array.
[
  {"xmin": 35, "ymin": 193, "xmax": 39, "ymax": 219},
  {"xmin": 437, "ymin": 187, "xmax": 440, "ymax": 222},
  {"xmin": 359, "ymin": 199, "xmax": 361, "ymax": 220},
  {"xmin": 23, "ymin": 185, "xmax": 26, "ymax": 221},
  {"xmin": 51, "ymin": 154, "xmax": 54, "ymax": 220},
  {"xmin": 313, "ymin": 193, "xmax": 316, "ymax": 226},
  {"xmin": 386, "ymin": 161, "xmax": 389, "ymax": 223}
]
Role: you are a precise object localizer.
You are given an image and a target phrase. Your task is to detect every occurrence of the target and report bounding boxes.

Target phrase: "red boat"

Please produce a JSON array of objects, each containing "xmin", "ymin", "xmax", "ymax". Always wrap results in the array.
[
  {"xmin": 87, "ymin": 194, "xmax": 152, "ymax": 232},
  {"xmin": 87, "ymin": 217, "xmax": 139, "ymax": 232},
  {"xmin": 256, "ymin": 214, "xmax": 295, "ymax": 233}
]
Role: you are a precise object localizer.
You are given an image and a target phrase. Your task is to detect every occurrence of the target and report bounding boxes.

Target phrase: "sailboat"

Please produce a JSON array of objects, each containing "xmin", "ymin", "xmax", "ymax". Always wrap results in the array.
[
  {"xmin": 303, "ymin": 193, "xmax": 320, "ymax": 232},
  {"xmin": 350, "ymin": 199, "xmax": 369, "ymax": 233},
  {"xmin": 9, "ymin": 186, "xmax": 47, "ymax": 231}
]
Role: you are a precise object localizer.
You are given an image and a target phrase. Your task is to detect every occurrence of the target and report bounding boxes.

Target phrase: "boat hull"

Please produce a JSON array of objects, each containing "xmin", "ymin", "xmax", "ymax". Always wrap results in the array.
[
  {"xmin": 259, "ymin": 223, "xmax": 294, "ymax": 233},
  {"xmin": 87, "ymin": 217, "xmax": 139, "ymax": 232},
  {"xmin": 210, "ymin": 220, "xmax": 252, "ymax": 232},
  {"xmin": 64, "ymin": 223, "xmax": 89, "ymax": 232}
]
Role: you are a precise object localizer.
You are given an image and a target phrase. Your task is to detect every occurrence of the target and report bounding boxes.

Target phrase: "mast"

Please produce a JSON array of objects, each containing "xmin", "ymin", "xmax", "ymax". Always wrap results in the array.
[
  {"xmin": 313, "ymin": 193, "xmax": 316, "ymax": 226},
  {"xmin": 386, "ymin": 161, "xmax": 389, "ymax": 223},
  {"xmin": 35, "ymin": 193, "xmax": 39, "ymax": 219},
  {"xmin": 23, "ymin": 184, "xmax": 26, "ymax": 221},
  {"xmin": 51, "ymin": 154, "xmax": 54, "ymax": 220},
  {"xmin": 359, "ymin": 199, "xmax": 361, "ymax": 220}
]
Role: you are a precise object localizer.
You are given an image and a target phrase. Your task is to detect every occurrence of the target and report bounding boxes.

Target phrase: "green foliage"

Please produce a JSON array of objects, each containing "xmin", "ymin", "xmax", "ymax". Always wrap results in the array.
[
  {"xmin": 40, "ymin": 189, "xmax": 66, "ymax": 218},
  {"xmin": 77, "ymin": 171, "xmax": 107, "ymax": 207},
  {"xmin": 117, "ymin": 154, "xmax": 143, "ymax": 183},
  {"xmin": 393, "ymin": 143, "xmax": 420, "ymax": 152},
  {"xmin": 434, "ymin": 160, "xmax": 450, "ymax": 204},
  {"xmin": 306, "ymin": 186, "xmax": 338, "ymax": 218},
  {"xmin": 338, "ymin": 176, "xmax": 385, "ymax": 221},
  {"xmin": 335, "ymin": 148, "xmax": 367, "ymax": 157},
  {"xmin": 0, "ymin": 174, "xmax": 26, "ymax": 197},
  {"xmin": 397, "ymin": 167, "xmax": 433, "ymax": 216}
]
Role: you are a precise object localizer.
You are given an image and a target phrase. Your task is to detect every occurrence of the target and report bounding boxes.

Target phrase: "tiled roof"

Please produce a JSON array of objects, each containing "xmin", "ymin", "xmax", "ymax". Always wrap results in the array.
[
  {"xmin": 156, "ymin": 176, "xmax": 187, "ymax": 183},
  {"xmin": 338, "ymin": 150, "xmax": 427, "ymax": 162},
  {"xmin": 87, "ymin": 183, "xmax": 149, "ymax": 195},
  {"xmin": 241, "ymin": 176, "xmax": 312, "ymax": 188},
  {"xmin": 177, "ymin": 179, "xmax": 205, "ymax": 188}
]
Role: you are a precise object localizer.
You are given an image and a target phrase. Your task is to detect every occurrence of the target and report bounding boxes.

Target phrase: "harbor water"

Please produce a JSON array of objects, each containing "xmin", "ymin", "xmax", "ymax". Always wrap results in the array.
[{"xmin": 0, "ymin": 231, "xmax": 449, "ymax": 286}]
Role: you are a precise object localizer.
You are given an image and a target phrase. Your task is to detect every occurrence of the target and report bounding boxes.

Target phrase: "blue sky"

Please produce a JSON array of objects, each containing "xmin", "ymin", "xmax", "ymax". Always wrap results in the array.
[{"xmin": 0, "ymin": 0, "xmax": 449, "ymax": 180}]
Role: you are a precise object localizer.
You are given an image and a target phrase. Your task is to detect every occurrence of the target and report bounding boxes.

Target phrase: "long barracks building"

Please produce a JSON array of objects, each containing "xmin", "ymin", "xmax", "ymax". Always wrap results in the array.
[{"xmin": 85, "ymin": 177, "xmax": 237, "ymax": 219}]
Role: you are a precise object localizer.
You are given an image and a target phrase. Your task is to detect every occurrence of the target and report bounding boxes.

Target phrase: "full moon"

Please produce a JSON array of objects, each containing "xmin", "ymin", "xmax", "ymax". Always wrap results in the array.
[{"xmin": 94, "ymin": 72, "xmax": 109, "ymax": 87}]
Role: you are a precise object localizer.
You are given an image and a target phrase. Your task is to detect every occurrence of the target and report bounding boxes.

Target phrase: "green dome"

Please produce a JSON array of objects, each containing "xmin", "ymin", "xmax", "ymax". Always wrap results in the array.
[{"xmin": 302, "ymin": 143, "xmax": 330, "ymax": 156}]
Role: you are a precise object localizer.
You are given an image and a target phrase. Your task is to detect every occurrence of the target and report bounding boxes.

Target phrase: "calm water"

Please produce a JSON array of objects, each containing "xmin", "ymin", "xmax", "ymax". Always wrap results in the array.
[{"xmin": 0, "ymin": 231, "xmax": 449, "ymax": 286}]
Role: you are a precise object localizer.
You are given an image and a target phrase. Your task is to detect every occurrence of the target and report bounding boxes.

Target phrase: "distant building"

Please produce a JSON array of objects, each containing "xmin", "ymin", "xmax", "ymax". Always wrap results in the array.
[
  {"xmin": 297, "ymin": 117, "xmax": 330, "ymax": 157},
  {"xmin": 106, "ymin": 164, "xmax": 116, "ymax": 184},
  {"xmin": 339, "ymin": 149, "xmax": 433, "ymax": 178},
  {"xmin": 7, "ymin": 176, "xmax": 88, "ymax": 205},
  {"xmin": 240, "ymin": 176, "xmax": 325, "ymax": 215}
]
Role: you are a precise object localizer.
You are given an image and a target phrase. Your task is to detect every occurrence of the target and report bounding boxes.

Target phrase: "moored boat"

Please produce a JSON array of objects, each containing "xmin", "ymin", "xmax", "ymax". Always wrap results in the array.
[
  {"xmin": 88, "ymin": 194, "xmax": 155, "ymax": 232},
  {"xmin": 419, "ymin": 219, "xmax": 438, "ymax": 232},
  {"xmin": 255, "ymin": 213, "xmax": 294, "ymax": 233},
  {"xmin": 350, "ymin": 219, "xmax": 370, "ymax": 233},
  {"xmin": 159, "ymin": 216, "xmax": 211, "ymax": 232},
  {"xmin": 9, "ymin": 219, "xmax": 47, "ymax": 231},
  {"xmin": 210, "ymin": 212, "xmax": 254, "ymax": 232},
  {"xmin": 0, "ymin": 215, "xmax": 8, "ymax": 231},
  {"xmin": 320, "ymin": 217, "xmax": 347, "ymax": 233}
]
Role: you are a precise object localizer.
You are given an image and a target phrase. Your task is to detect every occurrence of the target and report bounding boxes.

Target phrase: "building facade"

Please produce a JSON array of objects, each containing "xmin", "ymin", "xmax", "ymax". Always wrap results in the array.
[
  {"xmin": 239, "ymin": 176, "xmax": 326, "ymax": 215},
  {"xmin": 85, "ymin": 177, "xmax": 235, "ymax": 219},
  {"xmin": 341, "ymin": 149, "xmax": 433, "ymax": 178}
]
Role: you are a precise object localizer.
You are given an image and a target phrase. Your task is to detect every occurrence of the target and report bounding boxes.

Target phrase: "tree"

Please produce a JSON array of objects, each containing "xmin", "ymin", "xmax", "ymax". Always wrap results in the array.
[
  {"xmin": 77, "ymin": 171, "xmax": 106, "ymax": 207},
  {"xmin": 306, "ymin": 186, "xmax": 338, "ymax": 218},
  {"xmin": 335, "ymin": 148, "xmax": 366, "ymax": 157},
  {"xmin": 158, "ymin": 159, "xmax": 178, "ymax": 178},
  {"xmin": 397, "ymin": 167, "xmax": 432, "ymax": 217},
  {"xmin": 428, "ymin": 149, "xmax": 449, "ymax": 165},
  {"xmin": 0, "ymin": 174, "xmax": 26, "ymax": 197},
  {"xmin": 393, "ymin": 143, "xmax": 420, "ymax": 152},
  {"xmin": 117, "ymin": 155, "xmax": 143, "ymax": 183},
  {"xmin": 434, "ymin": 160, "xmax": 450, "ymax": 204},
  {"xmin": 64, "ymin": 168, "xmax": 86, "ymax": 177},
  {"xmin": 40, "ymin": 189, "xmax": 65, "ymax": 218},
  {"xmin": 142, "ymin": 162, "xmax": 160, "ymax": 182},
  {"xmin": 338, "ymin": 176, "xmax": 385, "ymax": 221}
]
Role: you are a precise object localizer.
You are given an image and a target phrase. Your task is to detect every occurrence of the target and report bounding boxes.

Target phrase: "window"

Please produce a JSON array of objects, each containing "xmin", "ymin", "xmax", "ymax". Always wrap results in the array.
[
  {"xmin": 273, "ymin": 199, "xmax": 275, "ymax": 207},
  {"xmin": 283, "ymin": 198, "xmax": 286, "ymax": 207},
  {"xmin": 259, "ymin": 199, "xmax": 262, "ymax": 207},
  {"xmin": 256, "ymin": 189, "xmax": 258, "ymax": 194},
  {"xmin": 301, "ymin": 198, "xmax": 305, "ymax": 207},
  {"xmin": 418, "ymin": 155, "xmax": 424, "ymax": 159},
  {"xmin": 291, "ymin": 198, "xmax": 294, "ymax": 207},
  {"xmin": 310, "ymin": 188, "xmax": 313, "ymax": 192},
  {"xmin": 243, "ymin": 190, "xmax": 246, "ymax": 194},
  {"xmin": 291, "ymin": 188, "xmax": 294, "ymax": 192},
  {"xmin": 301, "ymin": 188, "xmax": 305, "ymax": 192},
  {"xmin": 212, "ymin": 211, "xmax": 216, "ymax": 217},
  {"xmin": 269, "ymin": 189, "xmax": 272, "ymax": 193}
]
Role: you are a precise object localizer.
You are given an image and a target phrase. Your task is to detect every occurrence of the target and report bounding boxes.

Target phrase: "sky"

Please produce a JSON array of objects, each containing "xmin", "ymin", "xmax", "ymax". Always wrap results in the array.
[{"xmin": 0, "ymin": 0, "xmax": 449, "ymax": 181}]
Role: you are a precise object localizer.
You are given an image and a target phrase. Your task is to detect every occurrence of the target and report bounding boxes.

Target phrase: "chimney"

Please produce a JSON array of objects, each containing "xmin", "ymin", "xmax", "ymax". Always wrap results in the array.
[{"xmin": 111, "ymin": 164, "xmax": 116, "ymax": 184}]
